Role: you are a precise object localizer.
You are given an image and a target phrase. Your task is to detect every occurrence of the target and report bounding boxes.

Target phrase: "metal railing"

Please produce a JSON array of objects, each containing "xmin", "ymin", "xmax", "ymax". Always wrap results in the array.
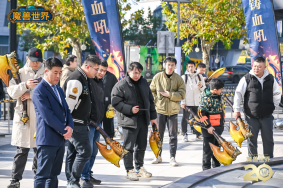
[{"xmin": 0, "ymin": 89, "xmax": 16, "ymax": 135}]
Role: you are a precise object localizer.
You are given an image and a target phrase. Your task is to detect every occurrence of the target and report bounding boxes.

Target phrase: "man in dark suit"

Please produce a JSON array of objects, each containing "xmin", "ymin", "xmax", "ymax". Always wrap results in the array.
[{"xmin": 32, "ymin": 57, "xmax": 74, "ymax": 188}]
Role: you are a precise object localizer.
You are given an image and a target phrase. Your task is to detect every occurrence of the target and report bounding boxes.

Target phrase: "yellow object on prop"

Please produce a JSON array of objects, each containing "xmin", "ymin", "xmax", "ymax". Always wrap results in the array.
[
  {"xmin": 33, "ymin": 132, "xmax": 36, "ymax": 139},
  {"xmin": 209, "ymin": 143, "xmax": 234, "ymax": 165},
  {"xmin": 90, "ymin": 121, "xmax": 128, "ymax": 167},
  {"xmin": 0, "ymin": 52, "xmax": 18, "ymax": 87},
  {"xmin": 95, "ymin": 141, "xmax": 121, "ymax": 167},
  {"xmin": 149, "ymin": 123, "xmax": 162, "ymax": 158},
  {"xmin": 106, "ymin": 104, "xmax": 115, "ymax": 118},
  {"xmin": 237, "ymin": 117, "xmax": 253, "ymax": 140},
  {"xmin": 208, "ymin": 70, "xmax": 214, "ymax": 77},
  {"xmin": 193, "ymin": 124, "xmax": 202, "ymax": 133},
  {"xmin": 229, "ymin": 121, "xmax": 245, "ymax": 148},
  {"xmin": 206, "ymin": 67, "xmax": 226, "ymax": 82},
  {"xmin": 149, "ymin": 131, "xmax": 160, "ymax": 158}
]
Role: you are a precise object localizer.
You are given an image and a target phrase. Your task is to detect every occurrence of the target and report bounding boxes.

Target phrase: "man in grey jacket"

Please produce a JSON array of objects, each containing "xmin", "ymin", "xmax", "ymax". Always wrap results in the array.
[
  {"xmin": 233, "ymin": 56, "xmax": 281, "ymax": 158},
  {"xmin": 111, "ymin": 62, "xmax": 157, "ymax": 181}
]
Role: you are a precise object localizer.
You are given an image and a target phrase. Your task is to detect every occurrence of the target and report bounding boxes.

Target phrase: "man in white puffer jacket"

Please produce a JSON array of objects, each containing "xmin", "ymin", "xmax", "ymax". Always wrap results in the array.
[{"xmin": 181, "ymin": 61, "xmax": 205, "ymax": 142}]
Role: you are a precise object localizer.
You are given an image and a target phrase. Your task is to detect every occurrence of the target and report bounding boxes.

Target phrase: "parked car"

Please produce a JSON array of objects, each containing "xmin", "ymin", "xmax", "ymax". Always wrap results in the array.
[
  {"xmin": 218, "ymin": 66, "xmax": 251, "ymax": 83},
  {"xmin": 236, "ymin": 63, "xmax": 251, "ymax": 69}
]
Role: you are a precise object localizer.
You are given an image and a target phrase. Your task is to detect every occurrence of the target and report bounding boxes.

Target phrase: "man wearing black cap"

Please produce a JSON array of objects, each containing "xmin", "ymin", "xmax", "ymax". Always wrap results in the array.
[{"xmin": 7, "ymin": 48, "xmax": 45, "ymax": 188}]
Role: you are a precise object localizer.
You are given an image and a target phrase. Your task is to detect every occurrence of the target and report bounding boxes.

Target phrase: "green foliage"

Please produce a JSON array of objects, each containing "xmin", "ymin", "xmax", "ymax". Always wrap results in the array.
[
  {"xmin": 162, "ymin": 0, "xmax": 248, "ymax": 64},
  {"xmin": 123, "ymin": 8, "xmax": 166, "ymax": 46},
  {"xmin": 17, "ymin": 0, "xmax": 89, "ymax": 60},
  {"xmin": 18, "ymin": 30, "xmax": 47, "ymax": 52},
  {"xmin": 17, "ymin": 0, "xmax": 144, "ymax": 63},
  {"xmin": 119, "ymin": 0, "xmax": 144, "ymax": 27}
]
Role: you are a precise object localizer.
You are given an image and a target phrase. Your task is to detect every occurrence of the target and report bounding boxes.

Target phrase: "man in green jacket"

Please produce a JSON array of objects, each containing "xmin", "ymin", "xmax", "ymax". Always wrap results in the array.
[{"xmin": 150, "ymin": 57, "xmax": 186, "ymax": 166}]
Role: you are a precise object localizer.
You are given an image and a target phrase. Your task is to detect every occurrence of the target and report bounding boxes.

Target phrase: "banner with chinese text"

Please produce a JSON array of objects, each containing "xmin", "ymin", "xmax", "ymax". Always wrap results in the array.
[
  {"xmin": 243, "ymin": 0, "xmax": 282, "ymax": 89},
  {"xmin": 81, "ymin": 0, "xmax": 125, "ymax": 80}
]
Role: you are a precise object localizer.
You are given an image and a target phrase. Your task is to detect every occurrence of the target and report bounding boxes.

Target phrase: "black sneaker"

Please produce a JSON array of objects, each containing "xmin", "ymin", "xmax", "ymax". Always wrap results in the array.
[
  {"xmin": 79, "ymin": 179, "xmax": 93, "ymax": 188},
  {"xmin": 90, "ymin": 175, "xmax": 101, "ymax": 185},
  {"xmin": 7, "ymin": 179, "xmax": 20, "ymax": 188}
]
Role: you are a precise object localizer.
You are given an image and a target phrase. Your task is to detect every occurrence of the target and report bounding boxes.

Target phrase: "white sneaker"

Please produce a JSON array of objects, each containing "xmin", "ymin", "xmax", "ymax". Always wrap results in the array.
[
  {"xmin": 151, "ymin": 156, "xmax": 162, "ymax": 164},
  {"xmin": 183, "ymin": 134, "xmax": 189, "ymax": 142},
  {"xmin": 170, "ymin": 157, "xmax": 178, "ymax": 166},
  {"xmin": 136, "ymin": 167, "xmax": 152, "ymax": 177},
  {"xmin": 126, "ymin": 169, "xmax": 139, "ymax": 181}
]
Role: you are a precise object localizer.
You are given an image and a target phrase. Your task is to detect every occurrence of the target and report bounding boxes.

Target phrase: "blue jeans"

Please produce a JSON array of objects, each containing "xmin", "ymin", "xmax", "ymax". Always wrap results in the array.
[{"xmin": 81, "ymin": 123, "xmax": 101, "ymax": 180}]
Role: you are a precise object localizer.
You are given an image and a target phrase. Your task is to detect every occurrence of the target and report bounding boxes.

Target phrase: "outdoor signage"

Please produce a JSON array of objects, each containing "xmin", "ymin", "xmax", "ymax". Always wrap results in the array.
[
  {"xmin": 81, "ymin": 0, "xmax": 125, "ymax": 80},
  {"xmin": 244, "ymin": 155, "xmax": 273, "ymax": 182},
  {"xmin": 242, "ymin": 0, "xmax": 282, "ymax": 89},
  {"xmin": 8, "ymin": 6, "xmax": 54, "ymax": 23}
]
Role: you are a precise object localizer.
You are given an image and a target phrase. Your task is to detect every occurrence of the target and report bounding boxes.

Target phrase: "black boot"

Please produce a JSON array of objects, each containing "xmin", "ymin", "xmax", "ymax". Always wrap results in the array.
[{"xmin": 90, "ymin": 175, "xmax": 101, "ymax": 185}]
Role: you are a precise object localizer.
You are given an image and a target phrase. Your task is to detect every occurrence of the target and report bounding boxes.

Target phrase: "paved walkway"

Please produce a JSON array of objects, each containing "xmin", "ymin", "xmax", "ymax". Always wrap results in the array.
[{"xmin": 0, "ymin": 114, "xmax": 283, "ymax": 188}]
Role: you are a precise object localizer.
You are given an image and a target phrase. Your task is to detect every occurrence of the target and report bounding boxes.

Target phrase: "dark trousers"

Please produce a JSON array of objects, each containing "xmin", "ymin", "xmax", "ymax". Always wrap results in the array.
[
  {"xmin": 65, "ymin": 126, "xmax": 92, "ymax": 184},
  {"xmin": 202, "ymin": 136, "xmax": 220, "ymax": 170},
  {"xmin": 181, "ymin": 106, "xmax": 201, "ymax": 137},
  {"xmin": 122, "ymin": 115, "xmax": 148, "ymax": 171},
  {"xmin": 34, "ymin": 142, "xmax": 65, "ymax": 188},
  {"xmin": 102, "ymin": 115, "xmax": 114, "ymax": 138},
  {"xmin": 11, "ymin": 147, "xmax": 37, "ymax": 180},
  {"xmin": 245, "ymin": 115, "xmax": 274, "ymax": 158},
  {"xmin": 157, "ymin": 113, "xmax": 178, "ymax": 158}
]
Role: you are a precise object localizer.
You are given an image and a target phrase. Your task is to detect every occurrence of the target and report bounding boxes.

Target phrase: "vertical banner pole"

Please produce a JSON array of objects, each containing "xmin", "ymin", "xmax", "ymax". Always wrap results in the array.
[{"xmin": 9, "ymin": 0, "xmax": 17, "ymax": 121}]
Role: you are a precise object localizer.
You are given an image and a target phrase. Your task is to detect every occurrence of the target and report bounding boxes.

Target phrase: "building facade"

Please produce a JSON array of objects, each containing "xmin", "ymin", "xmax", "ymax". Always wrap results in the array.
[{"xmin": 138, "ymin": 0, "xmax": 162, "ymax": 18}]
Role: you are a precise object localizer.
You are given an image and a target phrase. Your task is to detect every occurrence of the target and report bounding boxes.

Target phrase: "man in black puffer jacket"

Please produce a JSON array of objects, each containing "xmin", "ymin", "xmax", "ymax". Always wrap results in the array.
[{"xmin": 111, "ymin": 62, "xmax": 157, "ymax": 181}]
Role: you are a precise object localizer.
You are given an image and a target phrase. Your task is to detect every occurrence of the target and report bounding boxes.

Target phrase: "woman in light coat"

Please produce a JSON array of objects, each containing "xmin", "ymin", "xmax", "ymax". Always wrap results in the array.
[{"xmin": 6, "ymin": 48, "xmax": 44, "ymax": 188}]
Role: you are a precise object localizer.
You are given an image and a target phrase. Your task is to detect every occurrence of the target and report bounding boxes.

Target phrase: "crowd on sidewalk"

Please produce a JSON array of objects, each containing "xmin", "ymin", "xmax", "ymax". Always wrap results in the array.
[{"xmin": 2, "ymin": 47, "xmax": 281, "ymax": 188}]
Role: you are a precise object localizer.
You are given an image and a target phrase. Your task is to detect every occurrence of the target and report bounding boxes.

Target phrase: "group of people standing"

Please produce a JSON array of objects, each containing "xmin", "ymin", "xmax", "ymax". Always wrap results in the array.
[
  {"xmin": 6, "ymin": 48, "xmax": 117, "ymax": 188},
  {"xmin": 4, "ymin": 47, "xmax": 281, "ymax": 188}
]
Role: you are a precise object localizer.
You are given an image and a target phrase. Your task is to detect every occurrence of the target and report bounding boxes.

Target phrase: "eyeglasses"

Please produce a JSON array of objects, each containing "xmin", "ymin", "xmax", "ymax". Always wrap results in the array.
[{"xmin": 88, "ymin": 65, "xmax": 99, "ymax": 71}]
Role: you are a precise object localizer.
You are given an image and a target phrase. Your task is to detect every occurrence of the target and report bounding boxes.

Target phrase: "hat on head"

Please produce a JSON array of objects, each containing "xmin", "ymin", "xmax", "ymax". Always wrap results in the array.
[{"xmin": 28, "ymin": 48, "xmax": 43, "ymax": 62}]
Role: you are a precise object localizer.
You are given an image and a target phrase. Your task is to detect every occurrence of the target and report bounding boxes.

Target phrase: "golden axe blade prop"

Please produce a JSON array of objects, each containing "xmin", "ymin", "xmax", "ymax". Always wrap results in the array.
[
  {"xmin": 149, "ymin": 123, "xmax": 162, "ymax": 158},
  {"xmin": 186, "ymin": 107, "xmax": 242, "ymax": 165},
  {"xmin": 90, "ymin": 121, "xmax": 128, "ymax": 167},
  {"xmin": 205, "ymin": 67, "xmax": 226, "ymax": 83},
  {"xmin": 0, "ymin": 52, "xmax": 30, "ymax": 124},
  {"xmin": 222, "ymin": 95, "xmax": 253, "ymax": 147}
]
